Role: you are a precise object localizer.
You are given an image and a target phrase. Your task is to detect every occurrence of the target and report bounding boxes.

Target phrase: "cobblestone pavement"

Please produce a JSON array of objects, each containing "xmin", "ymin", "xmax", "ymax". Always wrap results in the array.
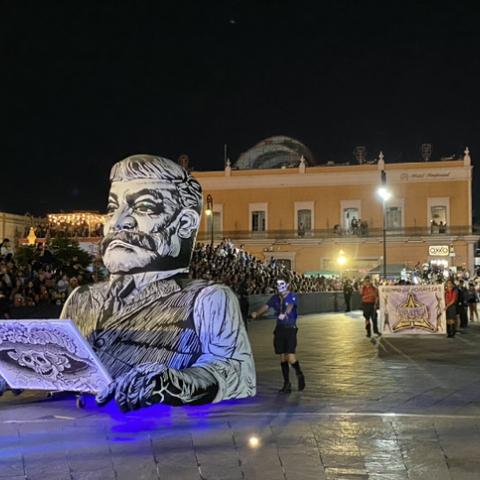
[{"xmin": 1, "ymin": 312, "xmax": 480, "ymax": 479}]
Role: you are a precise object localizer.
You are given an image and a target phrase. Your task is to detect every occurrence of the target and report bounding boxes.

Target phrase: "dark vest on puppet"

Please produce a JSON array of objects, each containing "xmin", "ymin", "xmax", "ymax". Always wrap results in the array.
[{"xmin": 63, "ymin": 278, "xmax": 210, "ymax": 379}]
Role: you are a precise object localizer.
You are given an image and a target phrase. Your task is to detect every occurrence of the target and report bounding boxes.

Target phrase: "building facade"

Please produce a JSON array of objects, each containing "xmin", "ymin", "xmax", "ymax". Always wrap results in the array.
[
  {"xmin": 0, "ymin": 212, "xmax": 38, "ymax": 245},
  {"xmin": 194, "ymin": 150, "xmax": 478, "ymax": 276}
]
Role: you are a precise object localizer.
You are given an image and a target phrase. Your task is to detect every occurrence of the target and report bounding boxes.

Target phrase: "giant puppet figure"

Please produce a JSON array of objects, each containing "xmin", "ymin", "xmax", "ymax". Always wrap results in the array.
[{"xmin": 59, "ymin": 154, "xmax": 256, "ymax": 411}]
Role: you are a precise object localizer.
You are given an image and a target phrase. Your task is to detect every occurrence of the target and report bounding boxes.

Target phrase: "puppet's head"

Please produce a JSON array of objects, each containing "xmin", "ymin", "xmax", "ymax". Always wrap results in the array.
[{"xmin": 101, "ymin": 154, "xmax": 202, "ymax": 274}]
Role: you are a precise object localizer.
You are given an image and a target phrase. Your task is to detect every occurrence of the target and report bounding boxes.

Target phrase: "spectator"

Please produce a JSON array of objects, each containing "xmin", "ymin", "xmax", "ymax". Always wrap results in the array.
[
  {"xmin": 0, "ymin": 239, "xmax": 13, "ymax": 257},
  {"xmin": 467, "ymin": 282, "xmax": 479, "ymax": 322},
  {"xmin": 360, "ymin": 276, "xmax": 380, "ymax": 338}
]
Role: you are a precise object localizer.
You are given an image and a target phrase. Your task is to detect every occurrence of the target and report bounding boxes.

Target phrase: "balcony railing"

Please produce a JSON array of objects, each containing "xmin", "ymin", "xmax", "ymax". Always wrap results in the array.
[{"xmin": 197, "ymin": 225, "xmax": 480, "ymax": 242}]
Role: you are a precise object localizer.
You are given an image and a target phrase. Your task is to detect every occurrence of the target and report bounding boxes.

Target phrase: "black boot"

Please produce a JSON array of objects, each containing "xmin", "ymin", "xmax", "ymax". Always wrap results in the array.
[
  {"xmin": 291, "ymin": 361, "xmax": 306, "ymax": 391},
  {"xmin": 372, "ymin": 317, "xmax": 380, "ymax": 336},
  {"xmin": 366, "ymin": 324, "xmax": 371, "ymax": 338},
  {"xmin": 447, "ymin": 323, "xmax": 455, "ymax": 337},
  {"xmin": 279, "ymin": 382, "xmax": 292, "ymax": 393},
  {"xmin": 279, "ymin": 362, "xmax": 291, "ymax": 393}
]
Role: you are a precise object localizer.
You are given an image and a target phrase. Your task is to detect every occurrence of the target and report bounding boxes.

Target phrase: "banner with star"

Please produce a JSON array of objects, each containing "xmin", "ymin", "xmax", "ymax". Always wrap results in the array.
[{"xmin": 379, "ymin": 285, "xmax": 446, "ymax": 335}]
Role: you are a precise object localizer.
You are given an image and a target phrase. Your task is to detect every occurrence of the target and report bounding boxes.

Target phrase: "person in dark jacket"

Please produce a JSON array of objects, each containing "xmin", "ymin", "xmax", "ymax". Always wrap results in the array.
[{"xmin": 343, "ymin": 279, "xmax": 353, "ymax": 312}]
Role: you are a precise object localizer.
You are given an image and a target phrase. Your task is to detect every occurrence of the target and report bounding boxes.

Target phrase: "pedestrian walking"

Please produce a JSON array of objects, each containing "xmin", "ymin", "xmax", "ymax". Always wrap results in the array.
[
  {"xmin": 456, "ymin": 280, "xmax": 469, "ymax": 330},
  {"xmin": 467, "ymin": 282, "xmax": 479, "ymax": 322},
  {"xmin": 360, "ymin": 276, "xmax": 380, "ymax": 337},
  {"xmin": 251, "ymin": 277, "xmax": 305, "ymax": 393},
  {"xmin": 445, "ymin": 279, "xmax": 458, "ymax": 338},
  {"xmin": 343, "ymin": 279, "xmax": 353, "ymax": 312}
]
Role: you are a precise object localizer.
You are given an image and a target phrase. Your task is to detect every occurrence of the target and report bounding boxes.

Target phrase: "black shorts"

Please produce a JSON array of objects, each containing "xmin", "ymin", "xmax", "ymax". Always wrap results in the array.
[
  {"xmin": 362, "ymin": 303, "xmax": 376, "ymax": 321},
  {"xmin": 446, "ymin": 305, "xmax": 457, "ymax": 320},
  {"xmin": 274, "ymin": 327, "xmax": 297, "ymax": 354}
]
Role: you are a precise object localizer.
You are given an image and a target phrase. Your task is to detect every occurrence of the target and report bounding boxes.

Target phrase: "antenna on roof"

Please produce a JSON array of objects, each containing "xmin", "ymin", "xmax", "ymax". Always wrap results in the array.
[
  {"xmin": 353, "ymin": 146, "xmax": 366, "ymax": 164},
  {"xmin": 420, "ymin": 143, "xmax": 432, "ymax": 162}
]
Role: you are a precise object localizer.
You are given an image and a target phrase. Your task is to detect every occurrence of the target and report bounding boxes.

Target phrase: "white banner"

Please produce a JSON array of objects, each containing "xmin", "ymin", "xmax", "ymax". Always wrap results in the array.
[{"xmin": 379, "ymin": 285, "xmax": 446, "ymax": 335}]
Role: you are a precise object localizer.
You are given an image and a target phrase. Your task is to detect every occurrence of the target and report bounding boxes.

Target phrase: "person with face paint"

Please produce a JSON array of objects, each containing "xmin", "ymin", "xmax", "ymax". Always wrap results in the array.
[
  {"xmin": 56, "ymin": 154, "xmax": 256, "ymax": 411},
  {"xmin": 251, "ymin": 277, "xmax": 305, "ymax": 393}
]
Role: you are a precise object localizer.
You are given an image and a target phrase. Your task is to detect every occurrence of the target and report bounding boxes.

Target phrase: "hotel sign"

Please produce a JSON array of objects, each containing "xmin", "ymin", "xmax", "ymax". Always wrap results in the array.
[{"xmin": 428, "ymin": 245, "xmax": 449, "ymax": 256}]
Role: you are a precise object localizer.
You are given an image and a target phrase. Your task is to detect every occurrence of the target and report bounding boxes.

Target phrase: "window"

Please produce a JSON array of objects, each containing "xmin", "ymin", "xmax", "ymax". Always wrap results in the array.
[
  {"xmin": 206, "ymin": 211, "xmax": 222, "ymax": 233},
  {"xmin": 204, "ymin": 204, "xmax": 223, "ymax": 234},
  {"xmin": 276, "ymin": 258, "xmax": 292, "ymax": 269},
  {"xmin": 427, "ymin": 197, "xmax": 450, "ymax": 233},
  {"xmin": 266, "ymin": 251, "xmax": 296, "ymax": 270},
  {"xmin": 252, "ymin": 211, "xmax": 266, "ymax": 232},
  {"xmin": 431, "ymin": 206, "xmax": 447, "ymax": 224},
  {"xmin": 384, "ymin": 198, "xmax": 404, "ymax": 232},
  {"xmin": 344, "ymin": 208, "xmax": 360, "ymax": 231},
  {"xmin": 340, "ymin": 200, "xmax": 361, "ymax": 233},
  {"xmin": 297, "ymin": 209, "xmax": 311, "ymax": 236},
  {"xmin": 385, "ymin": 206, "xmax": 402, "ymax": 229},
  {"xmin": 295, "ymin": 201, "xmax": 314, "ymax": 236},
  {"xmin": 249, "ymin": 203, "xmax": 268, "ymax": 233}
]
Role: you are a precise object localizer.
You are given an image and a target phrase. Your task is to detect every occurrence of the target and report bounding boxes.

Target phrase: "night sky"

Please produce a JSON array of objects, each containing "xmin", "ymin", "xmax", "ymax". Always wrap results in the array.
[{"xmin": 1, "ymin": 1, "xmax": 479, "ymax": 217}]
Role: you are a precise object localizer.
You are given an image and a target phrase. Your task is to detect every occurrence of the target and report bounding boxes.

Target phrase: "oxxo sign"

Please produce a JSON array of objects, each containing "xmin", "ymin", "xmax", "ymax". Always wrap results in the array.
[{"xmin": 428, "ymin": 245, "xmax": 450, "ymax": 256}]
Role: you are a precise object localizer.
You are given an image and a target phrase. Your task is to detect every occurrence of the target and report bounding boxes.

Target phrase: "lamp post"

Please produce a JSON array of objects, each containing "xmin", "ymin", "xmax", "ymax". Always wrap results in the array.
[
  {"xmin": 336, "ymin": 249, "xmax": 348, "ymax": 276},
  {"xmin": 377, "ymin": 170, "xmax": 391, "ymax": 280},
  {"xmin": 205, "ymin": 194, "xmax": 214, "ymax": 247}
]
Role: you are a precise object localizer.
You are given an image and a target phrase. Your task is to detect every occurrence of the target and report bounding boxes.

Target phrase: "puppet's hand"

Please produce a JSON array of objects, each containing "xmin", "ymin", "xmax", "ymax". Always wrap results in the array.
[{"xmin": 96, "ymin": 363, "xmax": 167, "ymax": 412}]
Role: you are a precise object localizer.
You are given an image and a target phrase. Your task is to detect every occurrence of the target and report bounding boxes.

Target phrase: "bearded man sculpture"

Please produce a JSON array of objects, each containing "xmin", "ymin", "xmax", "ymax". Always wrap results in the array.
[{"xmin": 59, "ymin": 154, "xmax": 256, "ymax": 411}]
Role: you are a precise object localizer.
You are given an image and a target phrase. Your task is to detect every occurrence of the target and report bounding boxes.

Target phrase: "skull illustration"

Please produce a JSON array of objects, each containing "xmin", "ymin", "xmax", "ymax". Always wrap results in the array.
[{"xmin": 8, "ymin": 349, "xmax": 70, "ymax": 379}]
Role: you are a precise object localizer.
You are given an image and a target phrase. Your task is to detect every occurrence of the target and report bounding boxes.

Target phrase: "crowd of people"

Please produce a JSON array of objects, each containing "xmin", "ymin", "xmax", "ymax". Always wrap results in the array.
[
  {"xmin": 190, "ymin": 240, "xmax": 480, "ymax": 294},
  {"xmin": 0, "ymin": 241, "xmax": 100, "ymax": 319},
  {"xmin": 189, "ymin": 240, "xmax": 349, "ymax": 295},
  {"xmin": 1, "ymin": 235, "xmax": 479, "ymax": 323}
]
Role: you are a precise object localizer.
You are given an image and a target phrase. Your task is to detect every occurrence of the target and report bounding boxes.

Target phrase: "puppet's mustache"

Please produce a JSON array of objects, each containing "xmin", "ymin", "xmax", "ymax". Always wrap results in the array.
[{"xmin": 101, "ymin": 230, "xmax": 157, "ymax": 253}]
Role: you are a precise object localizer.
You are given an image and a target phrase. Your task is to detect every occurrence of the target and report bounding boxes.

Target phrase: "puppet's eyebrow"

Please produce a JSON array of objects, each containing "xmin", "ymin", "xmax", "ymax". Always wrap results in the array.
[
  {"xmin": 108, "ymin": 192, "xmax": 119, "ymax": 203},
  {"xmin": 126, "ymin": 189, "xmax": 165, "ymax": 203}
]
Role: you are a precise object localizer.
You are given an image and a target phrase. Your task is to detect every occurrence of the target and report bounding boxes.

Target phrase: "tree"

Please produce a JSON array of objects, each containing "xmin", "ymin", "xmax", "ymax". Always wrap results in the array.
[
  {"xmin": 14, "ymin": 244, "xmax": 37, "ymax": 267},
  {"xmin": 48, "ymin": 237, "xmax": 92, "ymax": 269}
]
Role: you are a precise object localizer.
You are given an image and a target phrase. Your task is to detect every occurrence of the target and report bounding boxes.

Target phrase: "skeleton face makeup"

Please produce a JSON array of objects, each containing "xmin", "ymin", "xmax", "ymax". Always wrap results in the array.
[
  {"xmin": 102, "ymin": 180, "xmax": 199, "ymax": 274},
  {"xmin": 276, "ymin": 280, "xmax": 288, "ymax": 294}
]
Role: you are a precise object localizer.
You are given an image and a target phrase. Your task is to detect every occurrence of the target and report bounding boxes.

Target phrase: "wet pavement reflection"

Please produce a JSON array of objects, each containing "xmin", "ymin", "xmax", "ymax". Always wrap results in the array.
[{"xmin": 1, "ymin": 312, "xmax": 480, "ymax": 479}]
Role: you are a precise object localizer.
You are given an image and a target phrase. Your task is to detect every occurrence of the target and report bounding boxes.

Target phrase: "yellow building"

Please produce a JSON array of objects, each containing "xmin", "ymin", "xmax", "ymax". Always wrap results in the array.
[{"xmin": 194, "ymin": 149, "xmax": 479, "ymax": 276}]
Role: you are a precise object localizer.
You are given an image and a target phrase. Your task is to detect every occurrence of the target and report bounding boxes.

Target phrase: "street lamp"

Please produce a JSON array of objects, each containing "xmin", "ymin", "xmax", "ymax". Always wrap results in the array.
[
  {"xmin": 377, "ymin": 170, "xmax": 391, "ymax": 280},
  {"xmin": 205, "ymin": 194, "xmax": 214, "ymax": 246},
  {"xmin": 337, "ymin": 249, "xmax": 347, "ymax": 268}
]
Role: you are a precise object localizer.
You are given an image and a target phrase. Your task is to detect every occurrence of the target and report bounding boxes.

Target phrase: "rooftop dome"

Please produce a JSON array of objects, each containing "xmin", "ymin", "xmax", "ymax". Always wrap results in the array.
[{"xmin": 234, "ymin": 136, "xmax": 315, "ymax": 170}]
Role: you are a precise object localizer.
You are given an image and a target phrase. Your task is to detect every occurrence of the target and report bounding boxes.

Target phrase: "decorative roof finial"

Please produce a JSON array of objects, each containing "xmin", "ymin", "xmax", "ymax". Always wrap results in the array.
[
  {"xmin": 377, "ymin": 151, "xmax": 385, "ymax": 170},
  {"xmin": 299, "ymin": 155, "xmax": 306, "ymax": 173},
  {"xmin": 225, "ymin": 157, "xmax": 232, "ymax": 176},
  {"xmin": 464, "ymin": 147, "xmax": 471, "ymax": 166}
]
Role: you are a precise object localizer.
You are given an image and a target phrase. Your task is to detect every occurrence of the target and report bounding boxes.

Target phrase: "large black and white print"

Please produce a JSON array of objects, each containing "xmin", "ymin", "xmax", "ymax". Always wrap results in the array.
[
  {"xmin": 0, "ymin": 320, "xmax": 112, "ymax": 393},
  {"xmin": 59, "ymin": 154, "xmax": 256, "ymax": 411}
]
